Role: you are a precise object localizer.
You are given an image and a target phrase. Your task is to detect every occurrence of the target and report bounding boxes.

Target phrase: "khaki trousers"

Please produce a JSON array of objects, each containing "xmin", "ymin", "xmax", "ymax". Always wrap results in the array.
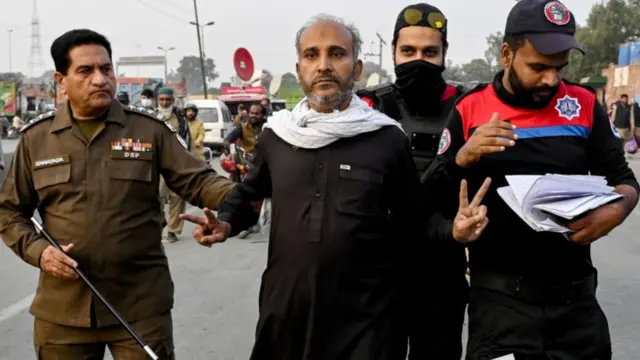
[
  {"xmin": 34, "ymin": 312, "xmax": 174, "ymax": 360},
  {"xmin": 159, "ymin": 177, "xmax": 185, "ymax": 234}
]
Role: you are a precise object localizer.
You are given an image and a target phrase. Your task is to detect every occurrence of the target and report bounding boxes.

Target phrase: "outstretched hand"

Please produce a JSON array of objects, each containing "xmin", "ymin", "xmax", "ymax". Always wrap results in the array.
[
  {"xmin": 179, "ymin": 208, "xmax": 231, "ymax": 247},
  {"xmin": 453, "ymin": 178, "xmax": 492, "ymax": 244}
]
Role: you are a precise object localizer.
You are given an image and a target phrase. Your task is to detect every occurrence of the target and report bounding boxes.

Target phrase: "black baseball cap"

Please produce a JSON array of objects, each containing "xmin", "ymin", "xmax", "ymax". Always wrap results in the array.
[{"xmin": 505, "ymin": 0, "xmax": 584, "ymax": 55}]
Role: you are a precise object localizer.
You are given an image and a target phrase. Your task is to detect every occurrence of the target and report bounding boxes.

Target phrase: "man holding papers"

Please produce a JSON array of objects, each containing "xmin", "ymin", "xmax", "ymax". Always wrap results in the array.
[{"xmin": 424, "ymin": 0, "xmax": 639, "ymax": 359}]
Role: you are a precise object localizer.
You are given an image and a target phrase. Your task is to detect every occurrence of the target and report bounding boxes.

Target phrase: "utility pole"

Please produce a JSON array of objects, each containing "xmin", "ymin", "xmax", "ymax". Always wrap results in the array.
[
  {"xmin": 364, "ymin": 33, "xmax": 386, "ymax": 68},
  {"xmin": 158, "ymin": 46, "xmax": 175, "ymax": 82},
  {"xmin": 7, "ymin": 29, "xmax": 13, "ymax": 72},
  {"xmin": 190, "ymin": 21, "xmax": 214, "ymax": 58},
  {"xmin": 192, "ymin": 0, "xmax": 208, "ymax": 99}
]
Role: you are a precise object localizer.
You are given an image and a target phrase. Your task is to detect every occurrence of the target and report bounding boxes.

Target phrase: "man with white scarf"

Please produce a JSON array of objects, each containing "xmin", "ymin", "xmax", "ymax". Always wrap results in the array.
[{"xmin": 181, "ymin": 14, "xmax": 490, "ymax": 359}]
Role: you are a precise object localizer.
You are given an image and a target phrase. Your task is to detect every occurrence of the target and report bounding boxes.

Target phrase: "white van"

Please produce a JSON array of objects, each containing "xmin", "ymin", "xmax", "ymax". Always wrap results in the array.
[{"xmin": 187, "ymin": 99, "xmax": 234, "ymax": 151}]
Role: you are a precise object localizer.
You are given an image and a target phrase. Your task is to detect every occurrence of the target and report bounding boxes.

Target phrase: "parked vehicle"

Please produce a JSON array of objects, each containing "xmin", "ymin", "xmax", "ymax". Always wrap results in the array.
[{"xmin": 187, "ymin": 99, "xmax": 234, "ymax": 151}]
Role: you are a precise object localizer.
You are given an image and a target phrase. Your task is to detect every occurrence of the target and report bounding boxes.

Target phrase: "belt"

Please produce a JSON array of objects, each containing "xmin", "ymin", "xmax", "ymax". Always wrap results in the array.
[{"xmin": 470, "ymin": 270, "xmax": 597, "ymax": 305}]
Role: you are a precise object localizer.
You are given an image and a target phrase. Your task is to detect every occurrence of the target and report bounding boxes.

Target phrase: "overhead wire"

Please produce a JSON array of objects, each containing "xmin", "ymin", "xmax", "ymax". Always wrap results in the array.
[
  {"xmin": 132, "ymin": 0, "xmax": 190, "ymax": 24},
  {"xmin": 158, "ymin": 0, "xmax": 193, "ymax": 18}
]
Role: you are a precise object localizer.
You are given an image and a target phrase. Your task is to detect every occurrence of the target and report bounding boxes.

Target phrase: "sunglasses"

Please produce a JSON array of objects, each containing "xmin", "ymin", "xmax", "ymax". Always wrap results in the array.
[{"xmin": 403, "ymin": 8, "xmax": 447, "ymax": 30}]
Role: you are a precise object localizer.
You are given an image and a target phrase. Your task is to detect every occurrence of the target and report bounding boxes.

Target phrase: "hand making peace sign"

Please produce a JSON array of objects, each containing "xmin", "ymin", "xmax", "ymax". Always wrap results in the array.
[
  {"xmin": 453, "ymin": 177, "xmax": 492, "ymax": 244},
  {"xmin": 179, "ymin": 208, "xmax": 232, "ymax": 247}
]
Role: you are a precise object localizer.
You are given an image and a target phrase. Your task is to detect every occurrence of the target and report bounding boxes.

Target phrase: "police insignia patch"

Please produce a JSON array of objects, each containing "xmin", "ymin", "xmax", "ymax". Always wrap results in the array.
[
  {"xmin": 555, "ymin": 95, "xmax": 581, "ymax": 120},
  {"xmin": 437, "ymin": 128, "xmax": 451, "ymax": 155},
  {"xmin": 544, "ymin": 1, "xmax": 571, "ymax": 26}
]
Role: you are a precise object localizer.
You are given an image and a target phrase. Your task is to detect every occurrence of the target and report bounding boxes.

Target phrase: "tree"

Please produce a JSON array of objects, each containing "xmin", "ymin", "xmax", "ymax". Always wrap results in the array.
[
  {"xmin": 0, "ymin": 72, "xmax": 25, "ymax": 83},
  {"xmin": 460, "ymin": 58, "xmax": 494, "ymax": 82},
  {"xmin": 280, "ymin": 72, "xmax": 300, "ymax": 88},
  {"xmin": 261, "ymin": 69, "xmax": 274, "ymax": 90},
  {"xmin": 175, "ymin": 56, "xmax": 219, "ymax": 94},
  {"xmin": 564, "ymin": 0, "xmax": 640, "ymax": 80},
  {"xmin": 443, "ymin": 60, "xmax": 465, "ymax": 82},
  {"xmin": 484, "ymin": 32, "xmax": 504, "ymax": 73}
]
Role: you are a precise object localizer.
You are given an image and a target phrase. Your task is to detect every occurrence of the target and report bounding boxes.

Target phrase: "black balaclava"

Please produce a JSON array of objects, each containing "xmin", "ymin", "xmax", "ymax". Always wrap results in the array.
[{"xmin": 393, "ymin": 3, "xmax": 449, "ymax": 112}]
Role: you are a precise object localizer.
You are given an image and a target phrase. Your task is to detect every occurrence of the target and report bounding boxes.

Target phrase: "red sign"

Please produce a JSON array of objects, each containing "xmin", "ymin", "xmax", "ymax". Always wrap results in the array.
[
  {"xmin": 233, "ymin": 48, "xmax": 255, "ymax": 81},
  {"xmin": 221, "ymin": 86, "xmax": 265, "ymax": 95}
]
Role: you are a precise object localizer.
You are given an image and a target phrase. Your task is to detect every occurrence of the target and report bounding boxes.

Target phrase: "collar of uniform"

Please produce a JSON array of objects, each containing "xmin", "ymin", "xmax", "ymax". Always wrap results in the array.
[
  {"xmin": 50, "ymin": 100, "xmax": 127, "ymax": 133},
  {"xmin": 492, "ymin": 70, "xmax": 556, "ymax": 110}
]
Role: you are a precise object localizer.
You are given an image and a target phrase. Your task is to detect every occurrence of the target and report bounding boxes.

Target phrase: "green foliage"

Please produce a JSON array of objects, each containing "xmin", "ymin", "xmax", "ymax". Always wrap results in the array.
[{"xmin": 175, "ymin": 56, "xmax": 219, "ymax": 94}]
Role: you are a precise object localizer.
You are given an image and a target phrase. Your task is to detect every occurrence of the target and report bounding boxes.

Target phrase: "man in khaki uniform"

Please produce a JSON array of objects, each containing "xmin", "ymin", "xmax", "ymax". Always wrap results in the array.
[
  {"xmin": 0, "ymin": 29, "xmax": 235, "ymax": 359},
  {"xmin": 184, "ymin": 103, "xmax": 206, "ymax": 160},
  {"xmin": 156, "ymin": 87, "xmax": 190, "ymax": 243}
]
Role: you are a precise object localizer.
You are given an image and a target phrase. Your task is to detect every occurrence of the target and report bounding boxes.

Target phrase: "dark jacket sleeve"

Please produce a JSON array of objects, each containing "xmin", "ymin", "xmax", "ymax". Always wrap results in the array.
[
  {"xmin": 421, "ymin": 109, "xmax": 469, "ymax": 245},
  {"xmin": 217, "ymin": 132, "xmax": 273, "ymax": 236},
  {"xmin": 588, "ymin": 102, "xmax": 640, "ymax": 193},
  {"xmin": 224, "ymin": 126, "xmax": 243, "ymax": 143}
]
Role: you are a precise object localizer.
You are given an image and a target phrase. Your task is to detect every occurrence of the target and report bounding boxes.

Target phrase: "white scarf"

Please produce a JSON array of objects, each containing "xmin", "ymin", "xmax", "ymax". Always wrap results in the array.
[{"xmin": 263, "ymin": 93, "xmax": 403, "ymax": 149}]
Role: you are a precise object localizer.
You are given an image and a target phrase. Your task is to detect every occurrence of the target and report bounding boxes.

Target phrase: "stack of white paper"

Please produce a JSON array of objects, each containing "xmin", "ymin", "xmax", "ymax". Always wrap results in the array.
[{"xmin": 497, "ymin": 174, "xmax": 622, "ymax": 233}]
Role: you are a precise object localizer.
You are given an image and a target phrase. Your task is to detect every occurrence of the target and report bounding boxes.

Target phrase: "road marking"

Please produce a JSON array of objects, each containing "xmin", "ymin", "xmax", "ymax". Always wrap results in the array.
[
  {"xmin": 0, "ymin": 293, "xmax": 34, "ymax": 323},
  {"xmin": 0, "ymin": 206, "xmax": 203, "ymax": 325}
]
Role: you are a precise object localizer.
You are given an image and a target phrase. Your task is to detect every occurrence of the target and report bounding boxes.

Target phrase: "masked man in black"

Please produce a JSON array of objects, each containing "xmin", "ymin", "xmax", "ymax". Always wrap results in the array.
[{"xmin": 357, "ymin": 4, "xmax": 468, "ymax": 359}]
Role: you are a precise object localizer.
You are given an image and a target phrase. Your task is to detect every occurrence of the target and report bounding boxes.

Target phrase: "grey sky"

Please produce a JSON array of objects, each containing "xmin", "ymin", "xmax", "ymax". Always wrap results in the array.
[{"xmin": 0, "ymin": 0, "xmax": 599, "ymax": 85}]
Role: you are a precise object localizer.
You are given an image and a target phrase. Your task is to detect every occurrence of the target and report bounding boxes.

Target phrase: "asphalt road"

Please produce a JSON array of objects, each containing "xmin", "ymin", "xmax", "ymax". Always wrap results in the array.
[{"xmin": 0, "ymin": 139, "xmax": 639, "ymax": 359}]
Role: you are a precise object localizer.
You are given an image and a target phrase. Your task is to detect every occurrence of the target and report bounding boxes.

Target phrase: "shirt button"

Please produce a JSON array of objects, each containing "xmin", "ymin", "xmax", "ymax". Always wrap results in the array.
[
  {"xmin": 315, "ymin": 192, "xmax": 321, "ymax": 198},
  {"xmin": 318, "ymin": 164, "xmax": 323, "ymax": 169}
]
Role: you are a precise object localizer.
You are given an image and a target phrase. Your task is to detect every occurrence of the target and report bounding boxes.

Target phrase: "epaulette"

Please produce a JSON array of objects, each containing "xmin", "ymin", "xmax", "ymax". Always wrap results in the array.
[
  {"xmin": 20, "ymin": 111, "xmax": 56, "ymax": 133},
  {"xmin": 454, "ymin": 82, "xmax": 490, "ymax": 106},
  {"xmin": 123, "ymin": 105, "xmax": 176, "ymax": 133},
  {"xmin": 356, "ymin": 83, "xmax": 395, "ymax": 99}
]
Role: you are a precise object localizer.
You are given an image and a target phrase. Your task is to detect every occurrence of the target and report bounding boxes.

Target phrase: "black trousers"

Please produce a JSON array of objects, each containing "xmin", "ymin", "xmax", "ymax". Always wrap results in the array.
[
  {"xmin": 466, "ymin": 275, "xmax": 612, "ymax": 360},
  {"xmin": 408, "ymin": 275, "xmax": 469, "ymax": 360}
]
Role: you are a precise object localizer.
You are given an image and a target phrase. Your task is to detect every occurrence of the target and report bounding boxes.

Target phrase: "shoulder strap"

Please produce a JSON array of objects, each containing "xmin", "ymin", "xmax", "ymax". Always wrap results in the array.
[{"xmin": 20, "ymin": 111, "xmax": 56, "ymax": 133}]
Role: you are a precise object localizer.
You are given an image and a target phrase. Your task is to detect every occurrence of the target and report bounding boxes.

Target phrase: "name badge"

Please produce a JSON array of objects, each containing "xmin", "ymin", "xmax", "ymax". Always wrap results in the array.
[
  {"xmin": 33, "ymin": 154, "xmax": 70, "ymax": 169},
  {"xmin": 111, "ymin": 151, "xmax": 153, "ymax": 161}
]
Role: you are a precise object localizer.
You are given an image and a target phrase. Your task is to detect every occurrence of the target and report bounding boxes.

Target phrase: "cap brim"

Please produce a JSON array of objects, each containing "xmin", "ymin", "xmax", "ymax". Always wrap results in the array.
[{"xmin": 525, "ymin": 33, "xmax": 585, "ymax": 55}]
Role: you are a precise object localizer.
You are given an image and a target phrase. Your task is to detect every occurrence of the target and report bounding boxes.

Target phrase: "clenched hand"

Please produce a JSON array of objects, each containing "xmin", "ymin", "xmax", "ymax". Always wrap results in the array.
[
  {"xmin": 456, "ymin": 113, "xmax": 517, "ymax": 168},
  {"xmin": 179, "ymin": 208, "xmax": 231, "ymax": 247},
  {"xmin": 39, "ymin": 244, "xmax": 78, "ymax": 280},
  {"xmin": 453, "ymin": 178, "xmax": 492, "ymax": 244},
  {"xmin": 567, "ymin": 201, "xmax": 626, "ymax": 245}
]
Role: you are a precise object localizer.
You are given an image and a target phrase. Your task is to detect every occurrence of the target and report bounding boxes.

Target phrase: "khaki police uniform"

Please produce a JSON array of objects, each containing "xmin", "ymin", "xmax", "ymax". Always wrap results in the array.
[{"xmin": 0, "ymin": 100, "xmax": 235, "ymax": 359}]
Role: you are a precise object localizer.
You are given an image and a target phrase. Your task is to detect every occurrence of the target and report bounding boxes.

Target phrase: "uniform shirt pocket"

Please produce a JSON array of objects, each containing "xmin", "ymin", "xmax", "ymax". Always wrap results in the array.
[
  {"xmin": 33, "ymin": 161, "xmax": 72, "ymax": 191},
  {"xmin": 336, "ymin": 166, "xmax": 384, "ymax": 217},
  {"xmin": 109, "ymin": 152, "xmax": 153, "ymax": 183}
]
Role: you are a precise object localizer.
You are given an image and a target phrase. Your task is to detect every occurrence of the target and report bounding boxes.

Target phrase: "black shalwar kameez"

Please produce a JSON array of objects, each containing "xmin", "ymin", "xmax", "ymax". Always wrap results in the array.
[{"xmin": 217, "ymin": 126, "xmax": 424, "ymax": 360}]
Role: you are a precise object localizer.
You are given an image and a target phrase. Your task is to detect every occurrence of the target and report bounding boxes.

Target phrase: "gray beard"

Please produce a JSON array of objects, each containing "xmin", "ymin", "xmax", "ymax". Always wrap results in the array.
[
  {"xmin": 307, "ymin": 90, "xmax": 351, "ymax": 110},
  {"xmin": 159, "ymin": 106, "xmax": 173, "ymax": 117},
  {"xmin": 306, "ymin": 71, "xmax": 356, "ymax": 110}
]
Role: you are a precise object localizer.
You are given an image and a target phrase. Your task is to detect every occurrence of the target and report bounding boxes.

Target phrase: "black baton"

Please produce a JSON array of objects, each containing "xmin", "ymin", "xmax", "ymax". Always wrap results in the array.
[{"xmin": 30, "ymin": 218, "xmax": 160, "ymax": 360}]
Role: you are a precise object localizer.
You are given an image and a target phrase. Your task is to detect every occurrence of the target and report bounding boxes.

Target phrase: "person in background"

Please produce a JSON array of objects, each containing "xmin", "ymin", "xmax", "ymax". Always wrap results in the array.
[
  {"xmin": 233, "ymin": 103, "xmax": 249, "ymax": 126},
  {"xmin": 157, "ymin": 87, "xmax": 191, "ymax": 243},
  {"xmin": 116, "ymin": 91, "xmax": 129, "ymax": 106},
  {"xmin": 184, "ymin": 103, "xmax": 206, "ymax": 160},
  {"xmin": 139, "ymin": 88, "xmax": 155, "ymax": 110},
  {"xmin": 12, "ymin": 111, "xmax": 25, "ymax": 130},
  {"xmin": 260, "ymin": 97, "xmax": 273, "ymax": 117},
  {"xmin": 611, "ymin": 94, "xmax": 634, "ymax": 144},
  {"xmin": 222, "ymin": 103, "xmax": 268, "ymax": 238}
]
